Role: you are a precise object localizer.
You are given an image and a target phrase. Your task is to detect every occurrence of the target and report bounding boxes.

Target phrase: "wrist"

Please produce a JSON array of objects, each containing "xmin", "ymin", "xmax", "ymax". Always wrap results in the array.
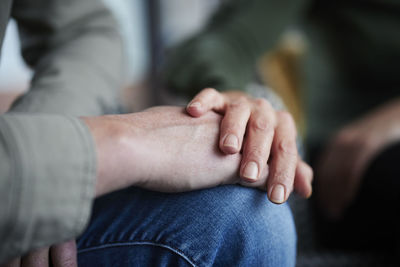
[{"xmin": 81, "ymin": 115, "xmax": 142, "ymax": 197}]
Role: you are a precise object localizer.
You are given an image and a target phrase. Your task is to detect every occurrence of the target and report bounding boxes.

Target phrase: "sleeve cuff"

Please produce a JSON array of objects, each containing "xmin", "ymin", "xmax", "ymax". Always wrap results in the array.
[
  {"xmin": 0, "ymin": 114, "xmax": 96, "ymax": 261},
  {"xmin": 245, "ymin": 83, "xmax": 287, "ymax": 111}
]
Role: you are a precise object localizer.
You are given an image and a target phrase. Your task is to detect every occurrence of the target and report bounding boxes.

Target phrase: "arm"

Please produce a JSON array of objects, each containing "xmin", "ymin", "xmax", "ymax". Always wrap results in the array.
[
  {"xmin": 1, "ymin": 106, "xmax": 265, "ymax": 264},
  {"xmin": 0, "ymin": 114, "xmax": 96, "ymax": 263},
  {"xmin": 316, "ymin": 98, "xmax": 400, "ymax": 220},
  {"xmin": 164, "ymin": 0, "xmax": 312, "ymax": 203},
  {"xmin": 164, "ymin": 0, "xmax": 309, "ymax": 97},
  {"xmin": 10, "ymin": 0, "xmax": 123, "ymax": 115},
  {"xmin": 0, "ymin": 0, "xmax": 123, "ymax": 263}
]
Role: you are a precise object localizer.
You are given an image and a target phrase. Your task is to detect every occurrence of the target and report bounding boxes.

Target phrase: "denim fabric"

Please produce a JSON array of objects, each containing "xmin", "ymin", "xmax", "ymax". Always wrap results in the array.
[{"xmin": 77, "ymin": 185, "xmax": 296, "ymax": 266}]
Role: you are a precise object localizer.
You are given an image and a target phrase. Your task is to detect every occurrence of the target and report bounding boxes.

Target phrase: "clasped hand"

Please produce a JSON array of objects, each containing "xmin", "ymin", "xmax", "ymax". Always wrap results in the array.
[
  {"xmin": 6, "ymin": 89, "xmax": 313, "ymax": 267},
  {"xmin": 186, "ymin": 88, "xmax": 313, "ymax": 203}
]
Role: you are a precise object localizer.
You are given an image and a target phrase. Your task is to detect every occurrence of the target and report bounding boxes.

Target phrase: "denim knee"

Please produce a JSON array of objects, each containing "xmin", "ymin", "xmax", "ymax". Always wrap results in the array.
[
  {"xmin": 198, "ymin": 185, "xmax": 297, "ymax": 266},
  {"xmin": 78, "ymin": 185, "xmax": 296, "ymax": 267}
]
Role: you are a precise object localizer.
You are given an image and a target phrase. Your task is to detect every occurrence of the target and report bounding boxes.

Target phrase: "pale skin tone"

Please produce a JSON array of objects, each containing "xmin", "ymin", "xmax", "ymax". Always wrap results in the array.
[
  {"xmin": 4, "ymin": 90, "xmax": 313, "ymax": 267},
  {"xmin": 187, "ymin": 88, "xmax": 313, "ymax": 201},
  {"xmin": 316, "ymin": 98, "xmax": 400, "ymax": 220}
]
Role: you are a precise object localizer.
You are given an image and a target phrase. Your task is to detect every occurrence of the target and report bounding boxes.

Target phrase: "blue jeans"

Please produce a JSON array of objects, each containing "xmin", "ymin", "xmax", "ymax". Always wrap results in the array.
[{"xmin": 77, "ymin": 185, "xmax": 296, "ymax": 266}]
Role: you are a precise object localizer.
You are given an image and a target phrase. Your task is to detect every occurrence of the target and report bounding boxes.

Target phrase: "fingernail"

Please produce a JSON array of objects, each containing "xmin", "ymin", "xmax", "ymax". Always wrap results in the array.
[
  {"xmin": 188, "ymin": 101, "xmax": 201, "ymax": 109},
  {"xmin": 223, "ymin": 134, "xmax": 238, "ymax": 149},
  {"xmin": 270, "ymin": 184, "xmax": 285, "ymax": 204},
  {"xmin": 242, "ymin": 161, "xmax": 258, "ymax": 181}
]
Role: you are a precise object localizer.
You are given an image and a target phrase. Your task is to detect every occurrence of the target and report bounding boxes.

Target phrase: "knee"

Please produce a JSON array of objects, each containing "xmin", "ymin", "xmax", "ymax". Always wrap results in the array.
[
  {"xmin": 196, "ymin": 185, "xmax": 297, "ymax": 266},
  {"xmin": 78, "ymin": 186, "xmax": 297, "ymax": 266}
]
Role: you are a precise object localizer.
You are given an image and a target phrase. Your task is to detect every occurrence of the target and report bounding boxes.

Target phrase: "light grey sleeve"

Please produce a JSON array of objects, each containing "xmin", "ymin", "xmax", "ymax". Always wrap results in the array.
[
  {"xmin": 10, "ymin": 0, "xmax": 123, "ymax": 116},
  {"xmin": 0, "ymin": 114, "xmax": 96, "ymax": 263},
  {"xmin": 0, "ymin": 0, "xmax": 124, "ymax": 263}
]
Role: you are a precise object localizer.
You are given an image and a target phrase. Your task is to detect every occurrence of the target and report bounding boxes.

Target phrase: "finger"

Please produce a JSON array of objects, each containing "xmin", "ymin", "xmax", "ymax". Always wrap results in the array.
[
  {"xmin": 1, "ymin": 257, "xmax": 21, "ymax": 267},
  {"xmin": 293, "ymin": 158, "xmax": 313, "ymax": 198},
  {"xmin": 267, "ymin": 111, "xmax": 298, "ymax": 204},
  {"xmin": 21, "ymin": 247, "xmax": 49, "ymax": 267},
  {"xmin": 219, "ymin": 98, "xmax": 251, "ymax": 154},
  {"xmin": 240, "ymin": 99, "xmax": 276, "ymax": 183},
  {"xmin": 50, "ymin": 240, "xmax": 77, "ymax": 267},
  {"xmin": 239, "ymin": 164, "xmax": 270, "ymax": 190},
  {"xmin": 187, "ymin": 88, "xmax": 225, "ymax": 117}
]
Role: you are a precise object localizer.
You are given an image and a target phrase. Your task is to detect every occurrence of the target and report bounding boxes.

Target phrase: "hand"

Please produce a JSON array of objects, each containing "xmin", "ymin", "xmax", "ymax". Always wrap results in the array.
[
  {"xmin": 2, "ymin": 240, "xmax": 77, "ymax": 267},
  {"xmin": 316, "ymin": 99, "xmax": 400, "ymax": 220},
  {"xmin": 83, "ymin": 106, "xmax": 270, "ymax": 196},
  {"xmin": 186, "ymin": 88, "xmax": 313, "ymax": 203}
]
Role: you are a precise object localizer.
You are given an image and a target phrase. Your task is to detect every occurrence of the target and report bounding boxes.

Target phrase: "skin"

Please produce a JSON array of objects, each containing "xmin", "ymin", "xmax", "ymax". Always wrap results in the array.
[
  {"xmin": 316, "ymin": 99, "xmax": 400, "ymax": 220},
  {"xmin": 2, "ymin": 241, "xmax": 77, "ymax": 267},
  {"xmin": 5, "ymin": 92, "xmax": 313, "ymax": 266},
  {"xmin": 187, "ymin": 88, "xmax": 313, "ymax": 203}
]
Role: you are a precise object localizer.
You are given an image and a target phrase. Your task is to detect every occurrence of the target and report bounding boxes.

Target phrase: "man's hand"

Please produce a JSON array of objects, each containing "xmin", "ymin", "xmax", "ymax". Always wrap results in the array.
[
  {"xmin": 2, "ymin": 240, "xmax": 77, "ymax": 267},
  {"xmin": 316, "ymin": 99, "xmax": 400, "ymax": 220},
  {"xmin": 83, "ymin": 106, "xmax": 273, "ymax": 196},
  {"xmin": 186, "ymin": 88, "xmax": 313, "ymax": 204}
]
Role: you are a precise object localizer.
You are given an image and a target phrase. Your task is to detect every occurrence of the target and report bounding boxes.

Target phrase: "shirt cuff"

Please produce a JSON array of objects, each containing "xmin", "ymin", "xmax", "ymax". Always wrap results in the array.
[{"xmin": 0, "ymin": 114, "xmax": 96, "ymax": 262}]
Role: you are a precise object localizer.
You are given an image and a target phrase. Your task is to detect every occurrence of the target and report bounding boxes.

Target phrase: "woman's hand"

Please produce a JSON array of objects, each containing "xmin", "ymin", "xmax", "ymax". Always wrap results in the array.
[
  {"xmin": 316, "ymin": 99, "xmax": 400, "ymax": 220},
  {"xmin": 187, "ymin": 88, "xmax": 313, "ymax": 203},
  {"xmin": 85, "ymin": 106, "xmax": 273, "ymax": 196},
  {"xmin": 3, "ymin": 240, "xmax": 77, "ymax": 267}
]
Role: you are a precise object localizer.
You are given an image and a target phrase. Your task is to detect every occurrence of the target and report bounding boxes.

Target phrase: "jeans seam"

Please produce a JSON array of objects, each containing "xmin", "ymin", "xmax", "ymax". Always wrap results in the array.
[{"xmin": 78, "ymin": 240, "xmax": 197, "ymax": 267}]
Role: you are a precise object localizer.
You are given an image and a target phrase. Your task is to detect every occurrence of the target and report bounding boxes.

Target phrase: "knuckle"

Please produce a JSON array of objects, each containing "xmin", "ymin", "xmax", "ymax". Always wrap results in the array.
[
  {"xmin": 229, "ymin": 97, "xmax": 248, "ymax": 109},
  {"xmin": 201, "ymin": 88, "xmax": 219, "ymax": 99},
  {"xmin": 278, "ymin": 111, "xmax": 295, "ymax": 125},
  {"xmin": 277, "ymin": 139, "xmax": 298, "ymax": 157},
  {"xmin": 254, "ymin": 98, "xmax": 271, "ymax": 109},
  {"xmin": 250, "ymin": 117, "xmax": 273, "ymax": 132},
  {"xmin": 253, "ymin": 118, "xmax": 268, "ymax": 131},
  {"xmin": 203, "ymin": 87, "xmax": 217, "ymax": 94}
]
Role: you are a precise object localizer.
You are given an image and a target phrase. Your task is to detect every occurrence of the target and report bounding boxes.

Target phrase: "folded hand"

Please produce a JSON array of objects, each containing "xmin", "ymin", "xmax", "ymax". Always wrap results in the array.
[{"xmin": 187, "ymin": 88, "xmax": 313, "ymax": 203}]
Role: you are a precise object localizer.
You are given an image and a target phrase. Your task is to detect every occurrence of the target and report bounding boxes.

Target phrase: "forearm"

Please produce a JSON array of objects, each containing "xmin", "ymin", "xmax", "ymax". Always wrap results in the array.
[
  {"xmin": 164, "ymin": 0, "xmax": 309, "ymax": 97},
  {"xmin": 0, "ymin": 106, "xmax": 263, "ymax": 264},
  {"xmin": 0, "ymin": 112, "xmax": 144, "ymax": 264},
  {"xmin": 10, "ymin": 0, "xmax": 123, "ymax": 116},
  {"xmin": 82, "ymin": 114, "xmax": 144, "ymax": 197}
]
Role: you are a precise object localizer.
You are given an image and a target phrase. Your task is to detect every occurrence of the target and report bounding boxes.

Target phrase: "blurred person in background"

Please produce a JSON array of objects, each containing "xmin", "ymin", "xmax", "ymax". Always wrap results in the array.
[
  {"xmin": 3, "ymin": 0, "xmax": 399, "ymax": 265},
  {"xmin": 0, "ymin": 0, "xmax": 312, "ymax": 267},
  {"xmin": 163, "ymin": 0, "xmax": 400, "ymax": 262}
]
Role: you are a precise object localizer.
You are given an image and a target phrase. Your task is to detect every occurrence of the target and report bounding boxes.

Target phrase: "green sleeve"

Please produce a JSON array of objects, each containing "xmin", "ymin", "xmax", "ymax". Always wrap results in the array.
[
  {"xmin": 0, "ymin": 0, "xmax": 123, "ymax": 263},
  {"xmin": 164, "ymin": 0, "xmax": 308, "ymax": 97}
]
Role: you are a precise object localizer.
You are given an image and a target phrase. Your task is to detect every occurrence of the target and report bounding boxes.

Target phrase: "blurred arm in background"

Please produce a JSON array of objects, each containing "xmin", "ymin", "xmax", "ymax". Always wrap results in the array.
[
  {"xmin": 164, "ymin": 0, "xmax": 309, "ymax": 96},
  {"xmin": 164, "ymin": 0, "xmax": 313, "ymax": 204}
]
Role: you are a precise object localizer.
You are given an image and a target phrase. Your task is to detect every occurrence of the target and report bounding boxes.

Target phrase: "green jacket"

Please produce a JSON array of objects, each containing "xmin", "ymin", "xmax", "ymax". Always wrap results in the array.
[
  {"xmin": 165, "ymin": 0, "xmax": 400, "ymax": 146},
  {"xmin": 0, "ymin": 0, "xmax": 122, "ymax": 263}
]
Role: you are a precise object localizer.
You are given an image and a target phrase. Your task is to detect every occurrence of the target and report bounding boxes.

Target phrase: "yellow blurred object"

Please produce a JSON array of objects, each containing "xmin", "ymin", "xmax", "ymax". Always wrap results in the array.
[{"xmin": 258, "ymin": 31, "xmax": 306, "ymax": 135}]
